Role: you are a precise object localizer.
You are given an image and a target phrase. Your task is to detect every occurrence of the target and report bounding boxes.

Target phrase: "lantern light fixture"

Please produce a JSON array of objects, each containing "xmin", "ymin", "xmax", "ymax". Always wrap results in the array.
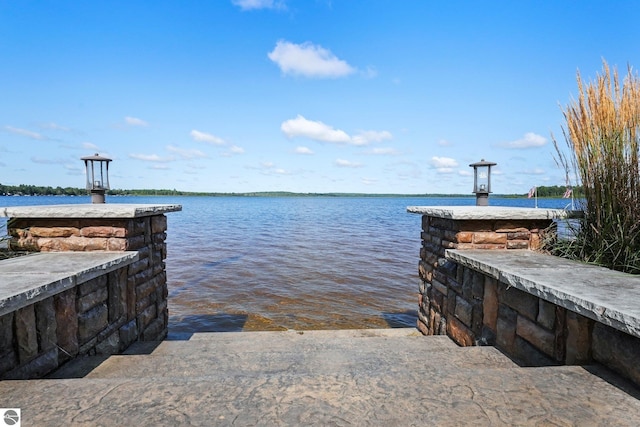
[
  {"xmin": 81, "ymin": 153, "xmax": 112, "ymax": 204},
  {"xmin": 469, "ymin": 159, "xmax": 496, "ymax": 206}
]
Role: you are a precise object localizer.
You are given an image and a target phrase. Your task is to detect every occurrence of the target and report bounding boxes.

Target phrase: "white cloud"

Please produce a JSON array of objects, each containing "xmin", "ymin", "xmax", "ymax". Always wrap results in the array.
[
  {"xmin": 430, "ymin": 156, "xmax": 458, "ymax": 169},
  {"xmin": 151, "ymin": 164, "xmax": 170, "ymax": 170},
  {"xmin": 40, "ymin": 122, "xmax": 71, "ymax": 131},
  {"xmin": 281, "ymin": 115, "xmax": 351, "ymax": 143},
  {"xmin": 499, "ymin": 132, "xmax": 547, "ymax": 149},
  {"xmin": 4, "ymin": 126, "xmax": 45, "ymax": 140},
  {"xmin": 361, "ymin": 177, "xmax": 378, "ymax": 185},
  {"xmin": 437, "ymin": 139, "xmax": 452, "ymax": 147},
  {"xmin": 430, "ymin": 156, "xmax": 458, "ymax": 173},
  {"xmin": 129, "ymin": 153, "xmax": 174, "ymax": 162},
  {"xmin": 281, "ymin": 115, "xmax": 392, "ymax": 148},
  {"xmin": 335, "ymin": 158, "xmax": 362, "ymax": 168},
  {"xmin": 268, "ymin": 40, "xmax": 356, "ymax": 78},
  {"xmin": 351, "ymin": 130, "xmax": 393, "ymax": 146},
  {"xmin": 295, "ymin": 146, "xmax": 314, "ymax": 155},
  {"xmin": 190, "ymin": 130, "xmax": 226, "ymax": 145},
  {"xmin": 125, "ymin": 116, "xmax": 148, "ymax": 127},
  {"xmin": 369, "ymin": 147, "xmax": 399, "ymax": 155},
  {"xmin": 166, "ymin": 145, "xmax": 207, "ymax": 160},
  {"xmin": 30, "ymin": 156, "xmax": 68, "ymax": 165},
  {"xmin": 229, "ymin": 145, "xmax": 245, "ymax": 154},
  {"xmin": 232, "ymin": 0, "xmax": 285, "ymax": 10},
  {"xmin": 458, "ymin": 170, "xmax": 473, "ymax": 176},
  {"xmin": 82, "ymin": 142, "xmax": 100, "ymax": 150}
]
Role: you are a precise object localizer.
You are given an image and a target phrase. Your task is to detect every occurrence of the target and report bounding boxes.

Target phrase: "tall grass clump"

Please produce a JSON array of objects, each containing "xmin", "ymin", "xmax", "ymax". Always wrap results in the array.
[{"xmin": 552, "ymin": 61, "xmax": 640, "ymax": 274}]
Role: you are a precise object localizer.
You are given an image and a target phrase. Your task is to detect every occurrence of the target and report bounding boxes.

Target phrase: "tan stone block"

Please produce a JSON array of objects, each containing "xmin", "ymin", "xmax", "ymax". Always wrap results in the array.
[
  {"xmin": 447, "ymin": 316, "xmax": 474, "ymax": 346},
  {"xmin": 416, "ymin": 318, "xmax": 429, "ymax": 335},
  {"xmin": 54, "ymin": 236, "xmax": 108, "ymax": 251},
  {"xmin": 10, "ymin": 236, "xmax": 40, "ymax": 251},
  {"xmin": 483, "ymin": 278, "xmax": 498, "ymax": 331},
  {"xmin": 29, "ymin": 227, "xmax": 79, "ymax": 238},
  {"xmin": 106, "ymin": 238, "xmax": 128, "ymax": 251},
  {"xmin": 81, "ymin": 226, "xmax": 127, "ymax": 238},
  {"xmin": 36, "ymin": 238, "xmax": 61, "ymax": 251},
  {"xmin": 473, "ymin": 232, "xmax": 507, "ymax": 245},
  {"xmin": 530, "ymin": 233, "xmax": 542, "ymax": 250},
  {"xmin": 455, "ymin": 231, "xmax": 473, "ymax": 243}
]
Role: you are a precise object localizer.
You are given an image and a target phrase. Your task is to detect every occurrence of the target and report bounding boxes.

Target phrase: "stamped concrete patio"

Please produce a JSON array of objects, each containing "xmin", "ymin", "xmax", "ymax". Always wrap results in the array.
[{"xmin": 1, "ymin": 328, "xmax": 639, "ymax": 426}]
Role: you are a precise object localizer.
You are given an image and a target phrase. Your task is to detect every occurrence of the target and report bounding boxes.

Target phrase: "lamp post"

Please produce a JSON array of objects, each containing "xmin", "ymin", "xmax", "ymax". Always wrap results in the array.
[
  {"xmin": 81, "ymin": 153, "xmax": 112, "ymax": 204},
  {"xmin": 469, "ymin": 159, "xmax": 496, "ymax": 206}
]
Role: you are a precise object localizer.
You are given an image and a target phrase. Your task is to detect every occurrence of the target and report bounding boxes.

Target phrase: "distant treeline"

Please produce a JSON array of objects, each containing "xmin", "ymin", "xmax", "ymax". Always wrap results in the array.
[
  {"xmin": 530, "ymin": 185, "xmax": 583, "ymax": 198},
  {"xmin": 0, "ymin": 183, "xmax": 582, "ymax": 198}
]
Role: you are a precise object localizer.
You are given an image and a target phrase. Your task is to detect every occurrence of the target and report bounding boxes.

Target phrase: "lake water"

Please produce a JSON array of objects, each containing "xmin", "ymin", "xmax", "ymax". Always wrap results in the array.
[{"xmin": 0, "ymin": 195, "xmax": 573, "ymax": 335}]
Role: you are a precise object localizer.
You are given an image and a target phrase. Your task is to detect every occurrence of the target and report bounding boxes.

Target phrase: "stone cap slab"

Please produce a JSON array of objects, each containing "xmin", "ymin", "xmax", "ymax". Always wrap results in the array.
[
  {"xmin": 407, "ymin": 206, "xmax": 578, "ymax": 220},
  {"xmin": 446, "ymin": 249, "xmax": 640, "ymax": 338},
  {"xmin": 0, "ymin": 251, "xmax": 138, "ymax": 316},
  {"xmin": 0, "ymin": 204, "xmax": 182, "ymax": 219}
]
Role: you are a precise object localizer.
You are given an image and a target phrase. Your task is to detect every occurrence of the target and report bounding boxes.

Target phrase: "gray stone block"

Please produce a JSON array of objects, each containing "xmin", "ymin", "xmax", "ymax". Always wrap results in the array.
[
  {"xmin": 592, "ymin": 323, "xmax": 640, "ymax": 386},
  {"xmin": 15, "ymin": 305, "xmax": 38, "ymax": 364},
  {"xmin": 498, "ymin": 285, "xmax": 538, "ymax": 321},
  {"xmin": 454, "ymin": 296, "xmax": 473, "ymax": 327},
  {"xmin": 35, "ymin": 298, "xmax": 57, "ymax": 352},
  {"xmin": 537, "ymin": 299, "xmax": 556, "ymax": 330},
  {"xmin": 78, "ymin": 303, "xmax": 108, "ymax": 343}
]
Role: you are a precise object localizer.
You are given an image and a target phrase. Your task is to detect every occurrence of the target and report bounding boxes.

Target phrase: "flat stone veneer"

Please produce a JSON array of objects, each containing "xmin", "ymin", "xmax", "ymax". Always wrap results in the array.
[
  {"xmin": 0, "ymin": 204, "xmax": 181, "ymax": 379},
  {"xmin": 410, "ymin": 206, "xmax": 640, "ymax": 387},
  {"xmin": 0, "ymin": 257, "xmax": 136, "ymax": 379},
  {"xmin": 409, "ymin": 206, "xmax": 567, "ymax": 337}
]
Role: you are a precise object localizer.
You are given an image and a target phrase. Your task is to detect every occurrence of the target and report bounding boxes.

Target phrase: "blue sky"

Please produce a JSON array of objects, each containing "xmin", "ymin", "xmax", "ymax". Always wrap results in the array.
[{"xmin": 1, "ymin": 0, "xmax": 639, "ymax": 194}]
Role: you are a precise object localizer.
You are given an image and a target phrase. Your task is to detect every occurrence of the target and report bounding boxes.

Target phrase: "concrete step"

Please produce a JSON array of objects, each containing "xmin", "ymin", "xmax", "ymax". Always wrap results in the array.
[
  {"xmin": 35, "ymin": 329, "xmax": 640, "ymax": 425},
  {"xmin": 5, "ymin": 364, "xmax": 640, "ymax": 425},
  {"xmin": 50, "ymin": 329, "xmax": 461, "ymax": 379},
  {"xmin": 84, "ymin": 341, "xmax": 516, "ymax": 380}
]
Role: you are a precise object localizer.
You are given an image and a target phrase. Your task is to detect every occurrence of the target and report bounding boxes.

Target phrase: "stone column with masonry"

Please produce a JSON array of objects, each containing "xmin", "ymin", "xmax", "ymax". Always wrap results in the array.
[
  {"xmin": 406, "ymin": 206, "xmax": 569, "ymax": 345},
  {"xmin": 3, "ymin": 204, "xmax": 181, "ymax": 343}
]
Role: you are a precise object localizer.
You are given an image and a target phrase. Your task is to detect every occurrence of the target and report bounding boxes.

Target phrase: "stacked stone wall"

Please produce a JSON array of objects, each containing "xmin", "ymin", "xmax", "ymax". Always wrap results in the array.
[
  {"xmin": 7, "ymin": 215, "xmax": 168, "ymax": 344},
  {"xmin": 417, "ymin": 212, "xmax": 640, "ymax": 387},
  {"xmin": 0, "ymin": 213, "xmax": 170, "ymax": 378},
  {"xmin": 418, "ymin": 215, "xmax": 553, "ymax": 336},
  {"xmin": 0, "ymin": 264, "xmax": 138, "ymax": 379}
]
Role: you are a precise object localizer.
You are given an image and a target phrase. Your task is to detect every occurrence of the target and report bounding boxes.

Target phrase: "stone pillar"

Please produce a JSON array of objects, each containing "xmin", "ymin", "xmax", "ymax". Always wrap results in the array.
[
  {"xmin": 407, "ymin": 206, "xmax": 568, "ymax": 345},
  {"xmin": 3, "ymin": 204, "xmax": 181, "ymax": 342}
]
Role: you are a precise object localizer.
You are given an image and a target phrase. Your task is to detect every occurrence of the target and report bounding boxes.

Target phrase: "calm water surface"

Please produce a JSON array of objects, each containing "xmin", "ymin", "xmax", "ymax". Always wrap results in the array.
[{"xmin": 0, "ymin": 195, "xmax": 572, "ymax": 335}]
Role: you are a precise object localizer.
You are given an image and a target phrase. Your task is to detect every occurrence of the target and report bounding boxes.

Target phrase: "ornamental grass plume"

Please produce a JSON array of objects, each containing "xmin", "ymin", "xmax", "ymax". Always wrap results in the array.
[{"xmin": 552, "ymin": 60, "xmax": 640, "ymax": 274}]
